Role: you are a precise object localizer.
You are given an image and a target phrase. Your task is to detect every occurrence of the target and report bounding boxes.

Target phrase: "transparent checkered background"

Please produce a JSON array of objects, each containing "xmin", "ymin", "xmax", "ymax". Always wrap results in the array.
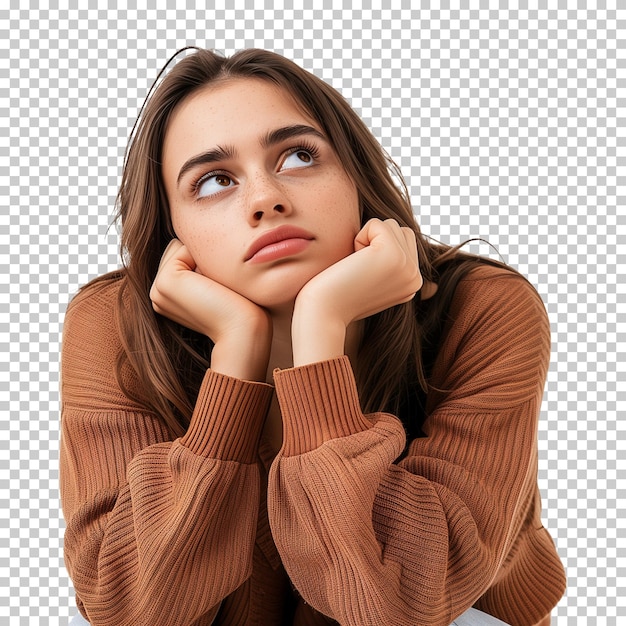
[{"xmin": 2, "ymin": 4, "xmax": 623, "ymax": 625}]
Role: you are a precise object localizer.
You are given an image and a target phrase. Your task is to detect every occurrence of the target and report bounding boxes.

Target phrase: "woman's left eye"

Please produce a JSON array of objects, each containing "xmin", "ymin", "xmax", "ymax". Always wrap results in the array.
[{"xmin": 280, "ymin": 148, "xmax": 316, "ymax": 171}]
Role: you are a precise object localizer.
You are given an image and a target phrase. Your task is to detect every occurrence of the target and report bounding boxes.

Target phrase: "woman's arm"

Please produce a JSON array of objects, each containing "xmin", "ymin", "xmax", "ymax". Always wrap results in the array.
[
  {"xmin": 291, "ymin": 218, "xmax": 422, "ymax": 366},
  {"xmin": 150, "ymin": 239, "xmax": 273, "ymax": 381},
  {"xmin": 60, "ymin": 280, "xmax": 273, "ymax": 625},
  {"xmin": 268, "ymin": 269, "xmax": 565, "ymax": 626}
]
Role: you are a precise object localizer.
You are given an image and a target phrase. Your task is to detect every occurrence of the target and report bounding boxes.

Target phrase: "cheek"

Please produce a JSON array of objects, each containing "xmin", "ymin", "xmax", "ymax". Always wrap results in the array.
[
  {"xmin": 171, "ymin": 213, "xmax": 222, "ymax": 275},
  {"xmin": 169, "ymin": 206, "xmax": 188, "ymax": 243},
  {"xmin": 189, "ymin": 238, "xmax": 227, "ymax": 279},
  {"xmin": 316, "ymin": 189, "xmax": 361, "ymax": 260},
  {"xmin": 331, "ymin": 180, "xmax": 361, "ymax": 236}
]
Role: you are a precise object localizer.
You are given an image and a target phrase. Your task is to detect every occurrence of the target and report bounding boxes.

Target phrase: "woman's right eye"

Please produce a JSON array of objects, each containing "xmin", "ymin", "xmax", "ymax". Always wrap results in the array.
[{"xmin": 196, "ymin": 173, "xmax": 234, "ymax": 198}]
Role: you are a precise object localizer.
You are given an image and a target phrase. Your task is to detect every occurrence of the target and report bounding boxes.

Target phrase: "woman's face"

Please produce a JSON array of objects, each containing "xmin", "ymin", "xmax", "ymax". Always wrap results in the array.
[{"xmin": 161, "ymin": 78, "xmax": 361, "ymax": 311}]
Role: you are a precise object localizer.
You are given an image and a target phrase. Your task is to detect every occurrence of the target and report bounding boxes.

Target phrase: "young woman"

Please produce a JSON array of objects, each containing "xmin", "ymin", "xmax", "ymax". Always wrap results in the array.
[{"xmin": 60, "ymin": 48, "xmax": 566, "ymax": 626}]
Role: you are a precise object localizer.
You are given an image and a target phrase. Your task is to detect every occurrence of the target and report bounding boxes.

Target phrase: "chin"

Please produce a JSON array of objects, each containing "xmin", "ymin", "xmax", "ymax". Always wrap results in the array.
[
  {"xmin": 252, "ymin": 289, "xmax": 301, "ymax": 312},
  {"xmin": 244, "ymin": 265, "xmax": 326, "ymax": 310}
]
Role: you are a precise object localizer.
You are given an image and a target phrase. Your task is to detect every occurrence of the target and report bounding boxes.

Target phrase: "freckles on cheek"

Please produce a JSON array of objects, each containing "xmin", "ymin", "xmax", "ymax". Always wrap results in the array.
[
  {"xmin": 170, "ymin": 210, "xmax": 188, "ymax": 243},
  {"xmin": 180, "ymin": 231, "xmax": 220, "ymax": 276}
]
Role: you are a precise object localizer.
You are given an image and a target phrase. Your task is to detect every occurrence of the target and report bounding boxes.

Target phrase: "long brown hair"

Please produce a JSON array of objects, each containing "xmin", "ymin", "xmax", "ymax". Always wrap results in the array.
[{"xmin": 83, "ymin": 47, "xmax": 517, "ymax": 437}]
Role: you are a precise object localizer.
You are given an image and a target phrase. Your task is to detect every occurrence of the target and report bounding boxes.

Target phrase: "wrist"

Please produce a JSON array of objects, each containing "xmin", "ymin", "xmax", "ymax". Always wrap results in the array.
[
  {"xmin": 291, "ymin": 299, "xmax": 347, "ymax": 367},
  {"xmin": 210, "ymin": 318, "xmax": 272, "ymax": 381}
]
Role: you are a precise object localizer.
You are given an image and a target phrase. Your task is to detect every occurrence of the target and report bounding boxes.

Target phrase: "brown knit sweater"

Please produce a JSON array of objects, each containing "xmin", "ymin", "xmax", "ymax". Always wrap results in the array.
[{"xmin": 60, "ymin": 264, "xmax": 566, "ymax": 626}]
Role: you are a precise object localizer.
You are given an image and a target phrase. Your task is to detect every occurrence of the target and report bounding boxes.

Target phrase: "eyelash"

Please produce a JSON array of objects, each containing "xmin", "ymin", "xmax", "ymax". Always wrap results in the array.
[
  {"xmin": 189, "ymin": 142, "xmax": 321, "ymax": 199},
  {"xmin": 283, "ymin": 141, "xmax": 320, "ymax": 164},
  {"xmin": 190, "ymin": 170, "xmax": 231, "ymax": 198}
]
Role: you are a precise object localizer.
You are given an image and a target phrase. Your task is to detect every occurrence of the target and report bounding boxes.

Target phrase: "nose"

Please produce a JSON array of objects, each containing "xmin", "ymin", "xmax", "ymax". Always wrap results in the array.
[{"xmin": 245, "ymin": 174, "xmax": 292, "ymax": 224}]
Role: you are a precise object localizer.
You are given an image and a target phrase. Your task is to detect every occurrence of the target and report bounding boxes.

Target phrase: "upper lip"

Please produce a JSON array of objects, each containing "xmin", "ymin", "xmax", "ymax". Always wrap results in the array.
[{"xmin": 245, "ymin": 225, "xmax": 315, "ymax": 261}]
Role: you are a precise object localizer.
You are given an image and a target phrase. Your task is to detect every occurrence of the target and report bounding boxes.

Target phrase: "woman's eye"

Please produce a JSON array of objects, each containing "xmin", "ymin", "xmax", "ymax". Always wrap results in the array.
[
  {"xmin": 197, "ymin": 173, "xmax": 234, "ymax": 198},
  {"xmin": 281, "ymin": 149, "xmax": 315, "ymax": 171}
]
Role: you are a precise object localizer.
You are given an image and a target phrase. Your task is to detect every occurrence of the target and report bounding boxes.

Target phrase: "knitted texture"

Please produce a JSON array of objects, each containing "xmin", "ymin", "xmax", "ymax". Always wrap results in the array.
[{"xmin": 60, "ymin": 265, "xmax": 565, "ymax": 625}]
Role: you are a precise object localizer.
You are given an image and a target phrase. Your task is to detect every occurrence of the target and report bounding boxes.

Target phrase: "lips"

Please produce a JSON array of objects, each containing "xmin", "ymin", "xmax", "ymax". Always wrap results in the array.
[{"xmin": 245, "ymin": 225, "xmax": 314, "ymax": 262}]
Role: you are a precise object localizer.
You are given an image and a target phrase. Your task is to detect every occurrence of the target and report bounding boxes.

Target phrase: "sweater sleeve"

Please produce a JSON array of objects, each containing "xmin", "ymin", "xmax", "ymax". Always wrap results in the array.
[
  {"xmin": 59, "ymin": 282, "xmax": 274, "ymax": 626},
  {"xmin": 267, "ymin": 269, "xmax": 565, "ymax": 626}
]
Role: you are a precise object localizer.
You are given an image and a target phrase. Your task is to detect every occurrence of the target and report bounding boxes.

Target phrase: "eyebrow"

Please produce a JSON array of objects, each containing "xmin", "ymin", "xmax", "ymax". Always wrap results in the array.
[{"xmin": 176, "ymin": 124, "xmax": 326, "ymax": 187}]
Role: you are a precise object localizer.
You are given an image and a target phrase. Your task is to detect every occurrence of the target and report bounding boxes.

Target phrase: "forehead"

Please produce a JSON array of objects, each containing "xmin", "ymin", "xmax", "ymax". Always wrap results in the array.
[{"xmin": 164, "ymin": 78, "xmax": 317, "ymax": 150}]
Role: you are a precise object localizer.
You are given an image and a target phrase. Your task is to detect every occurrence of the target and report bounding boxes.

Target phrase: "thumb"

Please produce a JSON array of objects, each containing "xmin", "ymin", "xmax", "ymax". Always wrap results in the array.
[
  {"xmin": 171, "ymin": 242, "xmax": 198, "ymax": 273},
  {"xmin": 353, "ymin": 218, "xmax": 383, "ymax": 252}
]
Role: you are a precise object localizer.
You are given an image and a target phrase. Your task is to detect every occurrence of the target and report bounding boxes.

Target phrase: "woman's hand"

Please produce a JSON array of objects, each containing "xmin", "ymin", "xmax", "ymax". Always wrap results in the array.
[
  {"xmin": 150, "ymin": 239, "xmax": 272, "ymax": 381},
  {"xmin": 292, "ymin": 219, "xmax": 423, "ymax": 366}
]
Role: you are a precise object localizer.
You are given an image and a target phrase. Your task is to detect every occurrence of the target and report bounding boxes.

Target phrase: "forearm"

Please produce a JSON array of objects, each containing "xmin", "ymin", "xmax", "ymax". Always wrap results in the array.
[
  {"xmin": 209, "ymin": 328, "xmax": 272, "ymax": 381},
  {"xmin": 267, "ymin": 358, "xmax": 541, "ymax": 626},
  {"xmin": 65, "ymin": 455, "xmax": 259, "ymax": 625},
  {"xmin": 291, "ymin": 298, "xmax": 347, "ymax": 367},
  {"xmin": 61, "ymin": 370, "xmax": 274, "ymax": 625}
]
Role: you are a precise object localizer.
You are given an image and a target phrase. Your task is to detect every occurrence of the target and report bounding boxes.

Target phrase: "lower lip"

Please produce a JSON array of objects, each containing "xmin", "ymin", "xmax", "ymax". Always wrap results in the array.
[{"xmin": 248, "ymin": 238, "xmax": 312, "ymax": 264}]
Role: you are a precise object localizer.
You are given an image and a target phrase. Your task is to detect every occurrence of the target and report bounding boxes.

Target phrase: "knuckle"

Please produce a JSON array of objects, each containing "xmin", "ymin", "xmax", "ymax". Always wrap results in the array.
[{"xmin": 149, "ymin": 281, "xmax": 166, "ymax": 305}]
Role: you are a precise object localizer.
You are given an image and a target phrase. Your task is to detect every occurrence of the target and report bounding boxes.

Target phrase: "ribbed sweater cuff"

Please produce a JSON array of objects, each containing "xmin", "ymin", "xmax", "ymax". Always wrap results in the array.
[
  {"xmin": 180, "ymin": 369, "xmax": 273, "ymax": 463},
  {"xmin": 274, "ymin": 356, "xmax": 372, "ymax": 456}
]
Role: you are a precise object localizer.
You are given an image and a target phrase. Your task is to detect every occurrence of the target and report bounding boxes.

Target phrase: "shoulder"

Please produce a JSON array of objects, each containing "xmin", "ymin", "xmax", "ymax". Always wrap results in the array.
[
  {"xmin": 63, "ymin": 272, "xmax": 125, "ymax": 353},
  {"xmin": 447, "ymin": 263, "xmax": 549, "ymax": 338},
  {"xmin": 61, "ymin": 272, "xmax": 135, "ymax": 409},
  {"xmin": 430, "ymin": 262, "xmax": 551, "ymax": 408},
  {"xmin": 65, "ymin": 270, "xmax": 125, "ymax": 315}
]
